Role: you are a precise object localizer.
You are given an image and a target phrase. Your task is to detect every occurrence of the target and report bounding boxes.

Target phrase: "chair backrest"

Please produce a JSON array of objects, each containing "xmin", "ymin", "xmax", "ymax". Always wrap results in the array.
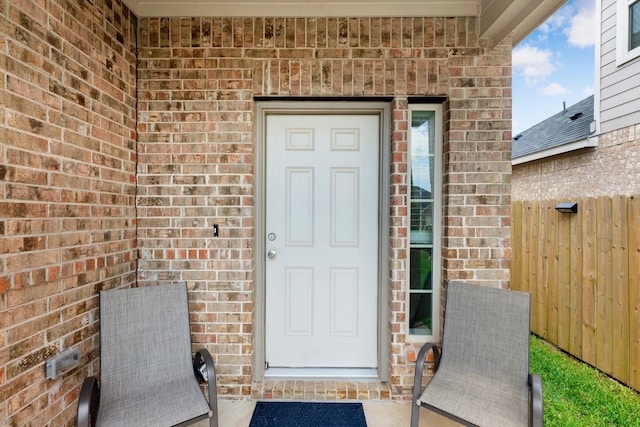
[
  {"xmin": 440, "ymin": 281, "xmax": 531, "ymax": 389},
  {"xmin": 99, "ymin": 283, "xmax": 195, "ymax": 400}
]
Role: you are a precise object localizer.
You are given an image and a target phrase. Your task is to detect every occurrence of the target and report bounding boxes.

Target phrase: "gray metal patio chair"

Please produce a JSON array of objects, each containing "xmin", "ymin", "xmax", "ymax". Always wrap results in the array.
[
  {"xmin": 77, "ymin": 283, "xmax": 218, "ymax": 427},
  {"xmin": 411, "ymin": 281, "xmax": 543, "ymax": 427}
]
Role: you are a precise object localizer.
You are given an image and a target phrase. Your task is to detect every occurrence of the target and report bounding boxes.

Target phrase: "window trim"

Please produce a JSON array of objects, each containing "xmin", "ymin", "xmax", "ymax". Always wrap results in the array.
[
  {"xmin": 407, "ymin": 104, "xmax": 442, "ymax": 342},
  {"xmin": 617, "ymin": 0, "xmax": 640, "ymax": 65}
]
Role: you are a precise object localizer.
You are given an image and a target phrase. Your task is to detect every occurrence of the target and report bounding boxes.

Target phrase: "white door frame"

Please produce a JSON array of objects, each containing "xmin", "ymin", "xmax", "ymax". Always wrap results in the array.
[{"xmin": 254, "ymin": 100, "xmax": 391, "ymax": 381}]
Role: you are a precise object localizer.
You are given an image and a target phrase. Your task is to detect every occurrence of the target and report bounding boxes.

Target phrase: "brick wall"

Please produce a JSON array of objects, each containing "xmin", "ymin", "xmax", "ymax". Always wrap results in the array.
[
  {"xmin": 0, "ymin": 5, "xmax": 513, "ymax": 423},
  {"xmin": 136, "ymin": 16, "xmax": 512, "ymax": 399},
  {"xmin": 0, "ymin": 0, "xmax": 137, "ymax": 425},
  {"xmin": 513, "ymin": 123, "xmax": 640, "ymax": 200}
]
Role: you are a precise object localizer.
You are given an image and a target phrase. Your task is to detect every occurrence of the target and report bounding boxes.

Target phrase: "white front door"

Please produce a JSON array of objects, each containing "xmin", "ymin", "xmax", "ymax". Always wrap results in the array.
[{"xmin": 265, "ymin": 114, "xmax": 379, "ymax": 369}]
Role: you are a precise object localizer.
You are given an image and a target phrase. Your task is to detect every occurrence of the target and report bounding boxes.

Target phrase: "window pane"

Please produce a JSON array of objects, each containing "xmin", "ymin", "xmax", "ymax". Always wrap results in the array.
[
  {"xmin": 410, "ymin": 110, "xmax": 435, "ymax": 200},
  {"xmin": 410, "ymin": 197, "xmax": 433, "ymax": 238},
  {"xmin": 410, "ymin": 110, "xmax": 435, "ymax": 239},
  {"xmin": 410, "ymin": 248, "xmax": 432, "ymax": 290},
  {"xmin": 409, "ymin": 292, "xmax": 433, "ymax": 335},
  {"xmin": 631, "ymin": 0, "xmax": 640, "ymax": 50}
]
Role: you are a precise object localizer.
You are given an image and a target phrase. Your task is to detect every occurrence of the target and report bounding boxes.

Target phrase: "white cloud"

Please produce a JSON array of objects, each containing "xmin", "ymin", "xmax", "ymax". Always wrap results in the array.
[
  {"xmin": 583, "ymin": 86, "xmax": 595, "ymax": 96},
  {"xmin": 538, "ymin": 9, "xmax": 569, "ymax": 34},
  {"xmin": 512, "ymin": 45, "xmax": 555, "ymax": 85},
  {"xmin": 565, "ymin": 0, "xmax": 596, "ymax": 48},
  {"xmin": 536, "ymin": 0, "xmax": 596, "ymax": 48},
  {"xmin": 541, "ymin": 82, "xmax": 568, "ymax": 96}
]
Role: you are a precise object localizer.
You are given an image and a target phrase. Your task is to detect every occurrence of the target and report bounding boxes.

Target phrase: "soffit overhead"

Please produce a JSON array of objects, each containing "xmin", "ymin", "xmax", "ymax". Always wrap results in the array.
[
  {"xmin": 121, "ymin": 0, "xmax": 568, "ymax": 47},
  {"xmin": 122, "ymin": 0, "xmax": 478, "ymax": 18}
]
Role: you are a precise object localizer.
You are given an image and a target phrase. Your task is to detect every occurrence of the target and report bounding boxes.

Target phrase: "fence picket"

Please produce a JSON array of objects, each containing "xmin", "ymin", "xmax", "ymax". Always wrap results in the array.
[
  {"xmin": 557, "ymin": 199, "xmax": 572, "ymax": 351},
  {"xmin": 512, "ymin": 201, "xmax": 524, "ymax": 293},
  {"xmin": 523, "ymin": 201, "xmax": 536, "ymax": 329},
  {"xmin": 611, "ymin": 196, "xmax": 629, "ymax": 382},
  {"xmin": 582, "ymin": 197, "xmax": 597, "ymax": 367},
  {"xmin": 629, "ymin": 196, "xmax": 640, "ymax": 391},
  {"xmin": 534, "ymin": 200, "xmax": 547, "ymax": 338},
  {"xmin": 596, "ymin": 197, "xmax": 613, "ymax": 375},
  {"xmin": 547, "ymin": 199, "xmax": 559, "ymax": 344},
  {"xmin": 569, "ymin": 197, "xmax": 583, "ymax": 358}
]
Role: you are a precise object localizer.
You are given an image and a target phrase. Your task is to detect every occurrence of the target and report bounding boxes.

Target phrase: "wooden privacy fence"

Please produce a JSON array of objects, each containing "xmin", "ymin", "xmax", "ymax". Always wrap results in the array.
[{"xmin": 511, "ymin": 196, "xmax": 640, "ymax": 392}]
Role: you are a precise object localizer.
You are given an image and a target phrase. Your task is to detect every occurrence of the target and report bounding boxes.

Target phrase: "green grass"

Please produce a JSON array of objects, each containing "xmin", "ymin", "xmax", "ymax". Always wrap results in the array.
[{"xmin": 530, "ymin": 335, "xmax": 640, "ymax": 426}]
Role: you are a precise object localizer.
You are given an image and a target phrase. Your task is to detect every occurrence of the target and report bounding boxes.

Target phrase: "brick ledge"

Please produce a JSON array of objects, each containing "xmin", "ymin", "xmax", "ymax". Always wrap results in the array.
[{"xmin": 251, "ymin": 380, "xmax": 391, "ymax": 400}]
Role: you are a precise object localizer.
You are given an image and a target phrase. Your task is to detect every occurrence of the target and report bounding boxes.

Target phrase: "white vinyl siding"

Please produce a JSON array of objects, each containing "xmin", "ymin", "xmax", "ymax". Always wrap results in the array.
[{"xmin": 599, "ymin": 0, "xmax": 640, "ymax": 133}]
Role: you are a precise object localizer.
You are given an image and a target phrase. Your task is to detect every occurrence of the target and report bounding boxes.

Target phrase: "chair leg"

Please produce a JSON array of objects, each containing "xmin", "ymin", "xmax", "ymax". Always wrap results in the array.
[
  {"xmin": 410, "ymin": 401, "xmax": 421, "ymax": 427},
  {"xmin": 529, "ymin": 373, "xmax": 543, "ymax": 427},
  {"xmin": 196, "ymin": 349, "xmax": 218, "ymax": 427}
]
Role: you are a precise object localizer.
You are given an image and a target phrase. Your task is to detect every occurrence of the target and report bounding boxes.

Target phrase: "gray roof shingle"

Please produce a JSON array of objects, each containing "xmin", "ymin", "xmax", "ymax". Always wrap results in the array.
[{"xmin": 512, "ymin": 95, "xmax": 594, "ymax": 159}]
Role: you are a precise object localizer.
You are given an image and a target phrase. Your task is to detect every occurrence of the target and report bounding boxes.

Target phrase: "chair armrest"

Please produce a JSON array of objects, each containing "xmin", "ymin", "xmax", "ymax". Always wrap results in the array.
[
  {"xmin": 412, "ymin": 343, "xmax": 441, "ymax": 404},
  {"xmin": 195, "ymin": 349, "xmax": 218, "ymax": 427},
  {"xmin": 410, "ymin": 343, "xmax": 440, "ymax": 427},
  {"xmin": 77, "ymin": 376, "xmax": 100, "ymax": 427},
  {"xmin": 529, "ymin": 373, "xmax": 543, "ymax": 427}
]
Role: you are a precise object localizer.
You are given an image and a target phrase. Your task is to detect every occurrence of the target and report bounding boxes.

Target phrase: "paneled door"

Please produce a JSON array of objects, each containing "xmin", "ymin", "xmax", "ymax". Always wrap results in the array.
[{"xmin": 265, "ymin": 114, "xmax": 379, "ymax": 369}]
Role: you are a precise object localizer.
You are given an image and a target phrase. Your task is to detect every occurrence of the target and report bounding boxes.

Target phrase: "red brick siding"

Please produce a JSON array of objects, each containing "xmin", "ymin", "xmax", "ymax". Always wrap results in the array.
[
  {"xmin": 136, "ymin": 16, "xmax": 512, "ymax": 399},
  {"xmin": 0, "ymin": 0, "xmax": 137, "ymax": 425}
]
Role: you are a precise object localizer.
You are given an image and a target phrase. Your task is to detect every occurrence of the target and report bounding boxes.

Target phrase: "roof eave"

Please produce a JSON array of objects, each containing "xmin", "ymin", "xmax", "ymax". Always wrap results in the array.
[{"xmin": 512, "ymin": 136, "xmax": 598, "ymax": 166}]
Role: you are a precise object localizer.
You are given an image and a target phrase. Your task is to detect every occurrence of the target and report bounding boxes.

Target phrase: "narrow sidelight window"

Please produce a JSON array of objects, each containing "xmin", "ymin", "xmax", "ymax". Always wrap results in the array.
[{"xmin": 408, "ymin": 105, "xmax": 442, "ymax": 340}]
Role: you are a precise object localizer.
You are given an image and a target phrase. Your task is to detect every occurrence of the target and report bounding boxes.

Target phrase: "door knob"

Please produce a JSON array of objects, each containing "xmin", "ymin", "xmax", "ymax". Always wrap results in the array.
[{"xmin": 267, "ymin": 250, "xmax": 277, "ymax": 259}]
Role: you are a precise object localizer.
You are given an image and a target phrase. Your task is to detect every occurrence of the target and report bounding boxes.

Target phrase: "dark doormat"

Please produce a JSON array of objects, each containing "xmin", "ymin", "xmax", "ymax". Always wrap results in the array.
[{"xmin": 249, "ymin": 401, "xmax": 368, "ymax": 427}]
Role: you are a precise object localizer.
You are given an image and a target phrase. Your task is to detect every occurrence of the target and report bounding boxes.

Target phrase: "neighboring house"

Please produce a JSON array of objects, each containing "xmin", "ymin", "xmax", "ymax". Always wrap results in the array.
[
  {"xmin": 0, "ymin": 0, "xmax": 566, "ymax": 425},
  {"xmin": 511, "ymin": 0, "xmax": 640, "ymax": 392},
  {"xmin": 512, "ymin": 95, "xmax": 597, "ymax": 195},
  {"xmin": 512, "ymin": 95, "xmax": 596, "ymax": 165},
  {"xmin": 513, "ymin": 0, "xmax": 640, "ymax": 200}
]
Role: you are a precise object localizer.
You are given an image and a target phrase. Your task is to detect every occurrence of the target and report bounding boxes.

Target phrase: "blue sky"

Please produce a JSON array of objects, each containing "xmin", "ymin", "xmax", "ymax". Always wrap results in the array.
[{"xmin": 512, "ymin": 0, "xmax": 596, "ymax": 134}]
